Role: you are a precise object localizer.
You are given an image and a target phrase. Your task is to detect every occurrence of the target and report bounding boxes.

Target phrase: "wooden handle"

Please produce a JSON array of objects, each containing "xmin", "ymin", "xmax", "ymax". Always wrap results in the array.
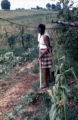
[{"xmin": 40, "ymin": 60, "xmax": 42, "ymax": 88}]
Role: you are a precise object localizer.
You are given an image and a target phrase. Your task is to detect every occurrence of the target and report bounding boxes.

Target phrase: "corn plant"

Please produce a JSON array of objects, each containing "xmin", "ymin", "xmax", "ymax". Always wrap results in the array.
[{"xmin": 47, "ymin": 31, "xmax": 78, "ymax": 120}]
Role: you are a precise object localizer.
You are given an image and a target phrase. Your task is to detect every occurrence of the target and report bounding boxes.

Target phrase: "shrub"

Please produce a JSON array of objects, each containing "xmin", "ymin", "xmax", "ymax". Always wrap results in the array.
[
  {"xmin": 8, "ymin": 35, "xmax": 16, "ymax": 48},
  {"xmin": 1, "ymin": 0, "xmax": 11, "ymax": 10}
]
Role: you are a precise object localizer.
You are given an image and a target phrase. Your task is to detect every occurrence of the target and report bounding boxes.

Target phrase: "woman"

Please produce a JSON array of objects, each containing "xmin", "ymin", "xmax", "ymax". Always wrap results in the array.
[{"xmin": 38, "ymin": 24, "xmax": 53, "ymax": 89}]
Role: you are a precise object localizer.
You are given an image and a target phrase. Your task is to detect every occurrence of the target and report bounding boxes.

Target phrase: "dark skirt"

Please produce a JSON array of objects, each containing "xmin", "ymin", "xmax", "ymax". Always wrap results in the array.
[{"xmin": 40, "ymin": 49, "xmax": 52, "ymax": 69}]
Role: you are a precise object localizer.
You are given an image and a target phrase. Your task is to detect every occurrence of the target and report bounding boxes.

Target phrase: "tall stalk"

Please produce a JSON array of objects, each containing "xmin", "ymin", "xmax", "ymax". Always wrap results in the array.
[{"xmin": 47, "ymin": 30, "xmax": 78, "ymax": 120}]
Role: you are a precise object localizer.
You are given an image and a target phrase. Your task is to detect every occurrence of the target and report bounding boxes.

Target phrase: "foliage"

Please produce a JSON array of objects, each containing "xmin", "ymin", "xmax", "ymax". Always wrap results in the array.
[
  {"xmin": 67, "ymin": 105, "xmax": 78, "ymax": 120},
  {"xmin": 48, "ymin": 56, "xmax": 70, "ymax": 120},
  {"xmin": 1, "ymin": 0, "xmax": 11, "ymax": 10},
  {"xmin": 31, "ymin": 62, "xmax": 39, "ymax": 74},
  {"xmin": 47, "ymin": 31, "xmax": 78, "ymax": 120},
  {"xmin": 36, "ymin": 6, "xmax": 43, "ymax": 10},
  {"xmin": 2, "ymin": 90, "xmax": 37, "ymax": 120},
  {"xmin": 46, "ymin": 3, "xmax": 52, "ymax": 10},
  {"xmin": 0, "ymin": 7, "xmax": 78, "ymax": 120},
  {"xmin": 58, "ymin": 0, "xmax": 74, "ymax": 9},
  {"xmin": 0, "ymin": 64, "xmax": 5, "ymax": 74},
  {"xmin": 7, "ymin": 34, "xmax": 16, "ymax": 48},
  {"xmin": 42, "ymin": 93, "xmax": 52, "ymax": 108},
  {"xmin": 56, "ymin": 1, "xmax": 78, "ymax": 72},
  {"xmin": 70, "ymin": 88, "xmax": 78, "ymax": 102},
  {"xmin": 0, "ymin": 52, "xmax": 22, "ymax": 74},
  {"xmin": 46, "ymin": 3, "xmax": 61, "ymax": 10},
  {"xmin": 22, "ymin": 90, "xmax": 37, "ymax": 104},
  {"xmin": 22, "ymin": 33, "xmax": 34, "ymax": 49},
  {"xmin": 0, "ymin": 55, "xmax": 4, "ymax": 64}
]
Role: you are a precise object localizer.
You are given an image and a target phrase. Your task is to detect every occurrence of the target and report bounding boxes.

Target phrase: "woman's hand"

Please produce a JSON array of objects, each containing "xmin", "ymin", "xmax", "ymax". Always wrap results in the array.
[
  {"xmin": 39, "ymin": 49, "xmax": 48, "ymax": 61},
  {"xmin": 39, "ymin": 54, "xmax": 43, "ymax": 61}
]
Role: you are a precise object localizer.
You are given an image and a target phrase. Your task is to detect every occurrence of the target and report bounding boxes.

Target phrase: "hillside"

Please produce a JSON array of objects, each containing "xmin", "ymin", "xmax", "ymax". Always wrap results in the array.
[{"xmin": 0, "ymin": 10, "xmax": 57, "ymax": 26}]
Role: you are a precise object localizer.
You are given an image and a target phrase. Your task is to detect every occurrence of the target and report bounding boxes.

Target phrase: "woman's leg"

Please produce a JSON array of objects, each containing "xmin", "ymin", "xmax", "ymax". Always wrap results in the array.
[
  {"xmin": 43, "ymin": 68, "xmax": 49, "ymax": 86},
  {"xmin": 47, "ymin": 68, "xmax": 51, "ymax": 83}
]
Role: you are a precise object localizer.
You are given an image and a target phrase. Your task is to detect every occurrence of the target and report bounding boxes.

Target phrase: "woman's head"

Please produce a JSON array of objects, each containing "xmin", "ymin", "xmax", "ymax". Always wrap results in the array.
[{"xmin": 37, "ymin": 24, "xmax": 45, "ymax": 35}]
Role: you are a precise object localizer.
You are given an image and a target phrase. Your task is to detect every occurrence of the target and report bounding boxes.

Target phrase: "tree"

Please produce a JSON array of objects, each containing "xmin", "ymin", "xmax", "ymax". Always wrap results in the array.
[
  {"xmin": 58, "ymin": 0, "xmax": 74, "ymax": 9},
  {"xmin": 52, "ymin": 4, "xmax": 56, "ymax": 10},
  {"xmin": 54, "ymin": 0, "xmax": 78, "ymax": 72},
  {"xmin": 1, "ymin": 0, "xmax": 11, "ymax": 10},
  {"xmin": 46, "ymin": 3, "xmax": 52, "ymax": 10},
  {"xmin": 56, "ymin": 2, "xmax": 61, "ymax": 10},
  {"xmin": 36, "ymin": 6, "xmax": 43, "ymax": 10}
]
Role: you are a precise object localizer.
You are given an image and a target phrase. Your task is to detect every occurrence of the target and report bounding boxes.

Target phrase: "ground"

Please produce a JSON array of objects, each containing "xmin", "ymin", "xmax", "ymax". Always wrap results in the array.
[
  {"xmin": 0, "ymin": 60, "xmax": 78, "ymax": 120},
  {"xmin": 0, "ymin": 60, "xmax": 42, "ymax": 120}
]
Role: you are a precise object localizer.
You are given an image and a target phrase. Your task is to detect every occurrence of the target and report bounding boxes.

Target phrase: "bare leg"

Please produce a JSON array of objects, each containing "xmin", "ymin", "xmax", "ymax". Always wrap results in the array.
[
  {"xmin": 47, "ymin": 68, "xmax": 51, "ymax": 83},
  {"xmin": 43, "ymin": 68, "xmax": 49, "ymax": 86}
]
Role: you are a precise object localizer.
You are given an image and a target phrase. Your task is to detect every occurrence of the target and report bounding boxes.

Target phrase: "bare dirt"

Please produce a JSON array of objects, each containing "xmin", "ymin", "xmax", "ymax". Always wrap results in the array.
[{"xmin": 0, "ymin": 60, "xmax": 40, "ymax": 120}]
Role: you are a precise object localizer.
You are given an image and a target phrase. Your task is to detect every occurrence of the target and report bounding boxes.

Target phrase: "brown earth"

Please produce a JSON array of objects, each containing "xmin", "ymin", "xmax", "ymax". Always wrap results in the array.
[{"xmin": 0, "ymin": 60, "xmax": 40, "ymax": 120}]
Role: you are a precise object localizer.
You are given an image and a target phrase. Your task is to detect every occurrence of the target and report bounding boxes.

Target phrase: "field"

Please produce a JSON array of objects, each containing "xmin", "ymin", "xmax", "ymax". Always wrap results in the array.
[
  {"xmin": 0, "ymin": 10, "xmax": 57, "ymax": 26},
  {"xmin": 0, "ymin": 9, "xmax": 57, "ymax": 120},
  {"xmin": 0, "ymin": 9, "xmax": 78, "ymax": 120}
]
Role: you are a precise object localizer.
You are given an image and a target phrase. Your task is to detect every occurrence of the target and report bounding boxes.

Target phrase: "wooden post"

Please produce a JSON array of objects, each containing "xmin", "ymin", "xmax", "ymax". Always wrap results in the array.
[
  {"xmin": 51, "ymin": 19, "xmax": 78, "ymax": 27},
  {"xmin": 40, "ymin": 59, "xmax": 42, "ymax": 89}
]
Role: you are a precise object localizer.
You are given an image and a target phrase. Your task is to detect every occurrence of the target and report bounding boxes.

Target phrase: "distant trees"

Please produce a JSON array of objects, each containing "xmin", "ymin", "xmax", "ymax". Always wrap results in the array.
[
  {"xmin": 46, "ymin": 3, "xmax": 61, "ymax": 10},
  {"xmin": 52, "ymin": 4, "xmax": 56, "ymax": 10},
  {"xmin": 46, "ymin": 3, "xmax": 52, "ymax": 10},
  {"xmin": 36, "ymin": 6, "xmax": 43, "ymax": 10},
  {"xmin": 16, "ymin": 8, "xmax": 25, "ymax": 11},
  {"xmin": 1, "ymin": 0, "xmax": 11, "ymax": 10}
]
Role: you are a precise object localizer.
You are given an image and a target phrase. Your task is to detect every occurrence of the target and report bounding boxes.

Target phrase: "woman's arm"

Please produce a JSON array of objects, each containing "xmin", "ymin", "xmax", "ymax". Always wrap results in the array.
[{"xmin": 44, "ymin": 35, "xmax": 51, "ymax": 50}]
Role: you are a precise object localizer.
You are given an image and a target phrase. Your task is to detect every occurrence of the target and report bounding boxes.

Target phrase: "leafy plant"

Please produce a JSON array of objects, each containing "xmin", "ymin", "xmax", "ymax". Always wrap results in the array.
[
  {"xmin": 8, "ymin": 34, "xmax": 16, "ymax": 48},
  {"xmin": 56, "ymin": 2, "xmax": 78, "ymax": 73},
  {"xmin": 47, "ymin": 31, "xmax": 78, "ymax": 120},
  {"xmin": 31, "ymin": 62, "xmax": 39, "ymax": 74}
]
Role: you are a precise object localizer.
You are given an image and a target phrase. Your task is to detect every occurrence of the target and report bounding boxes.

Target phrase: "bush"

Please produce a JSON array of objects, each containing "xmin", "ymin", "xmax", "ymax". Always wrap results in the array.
[
  {"xmin": 56, "ymin": 8, "xmax": 78, "ymax": 72},
  {"xmin": 0, "ymin": 65, "xmax": 4, "ymax": 74},
  {"xmin": 8, "ymin": 35, "xmax": 16, "ymax": 48},
  {"xmin": 31, "ymin": 62, "xmax": 39, "ymax": 74},
  {"xmin": 1, "ymin": 0, "xmax": 11, "ymax": 10},
  {"xmin": 0, "ymin": 56, "xmax": 4, "ymax": 64}
]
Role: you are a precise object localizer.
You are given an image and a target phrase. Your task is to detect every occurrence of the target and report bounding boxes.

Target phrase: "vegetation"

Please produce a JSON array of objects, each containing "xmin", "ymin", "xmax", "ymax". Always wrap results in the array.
[
  {"xmin": 56, "ymin": 3, "xmax": 78, "ymax": 73},
  {"xmin": 46, "ymin": 3, "xmax": 61, "ymax": 10},
  {"xmin": 0, "ymin": 1, "xmax": 78, "ymax": 119},
  {"xmin": 1, "ymin": 0, "xmax": 11, "ymax": 10}
]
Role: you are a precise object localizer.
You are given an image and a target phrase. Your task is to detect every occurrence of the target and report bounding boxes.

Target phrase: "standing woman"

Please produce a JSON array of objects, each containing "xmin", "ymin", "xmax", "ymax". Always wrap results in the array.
[{"xmin": 38, "ymin": 24, "xmax": 53, "ymax": 89}]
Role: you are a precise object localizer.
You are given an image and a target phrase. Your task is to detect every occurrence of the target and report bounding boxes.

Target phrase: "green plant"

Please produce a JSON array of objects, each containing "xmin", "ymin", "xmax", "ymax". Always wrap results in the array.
[
  {"xmin": 56, "ymin": 4, "xmax": 78, "ymax": 73},
  {"xmin": 2, "ymin": 112, "xmax": 15, "ymax": 120},
  {"xmin": 31, "ymin": 62, "xmax": 39, "ymax": 74},
  {"xmin": 42, "ymin": 93, "xmax": 52, "ymax": 108},
  {"xmin": 47, "ymin": 57, "xmax": 70, "ymax": 120},
  {"xmin": 0, "ymin": 55, "xmax": 4, "ymax": 64},
  {"xmin": 71, "ymin": 88, "xmax": 78, "ymax": 102},
  {"xmin": 0, "ymin": 64, "xmax": 5, "ymax": 74},
  {"xmin": 8, "ymin": 34, "xmax": 16, "ymax": 48},
  {"xmin": 47, "ymin": 31, "xmax": 78, "ymax": 120}
]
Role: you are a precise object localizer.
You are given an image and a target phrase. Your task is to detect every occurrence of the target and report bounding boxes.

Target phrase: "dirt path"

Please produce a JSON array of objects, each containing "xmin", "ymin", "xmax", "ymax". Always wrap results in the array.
[{"xmin": 0, "ymin": 60, "xmax": 39, "ymax": 120}]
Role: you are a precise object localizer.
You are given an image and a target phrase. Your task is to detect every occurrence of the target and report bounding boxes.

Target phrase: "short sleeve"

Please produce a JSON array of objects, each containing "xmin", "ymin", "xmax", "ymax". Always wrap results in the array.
[{"xmin": 44, "ymin": 31, "xmax": 50, "ymax": 38}]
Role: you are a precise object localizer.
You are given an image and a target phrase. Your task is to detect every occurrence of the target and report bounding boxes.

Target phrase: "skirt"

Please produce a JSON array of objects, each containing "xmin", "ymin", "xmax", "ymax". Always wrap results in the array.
[{"xmin": 40, "ymin": 49, "xmax": 52, "ymax": 69}]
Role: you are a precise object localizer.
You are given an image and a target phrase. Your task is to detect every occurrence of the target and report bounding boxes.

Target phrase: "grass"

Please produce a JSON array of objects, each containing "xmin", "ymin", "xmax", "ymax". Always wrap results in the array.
[
  {"xmin": 0, "ymin": 9, "xmax": 56, "ymax": 51},
  {"xmin": 0, "ymin": 9, "xmax": 78, "ymax": 120},
  {"xmin": 2, "ymin": 90, "xmax": 51, "ymax": 120},
  {"xmin": 0, "ymin": 10, "xmax": 57, "ymax": 26}
]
